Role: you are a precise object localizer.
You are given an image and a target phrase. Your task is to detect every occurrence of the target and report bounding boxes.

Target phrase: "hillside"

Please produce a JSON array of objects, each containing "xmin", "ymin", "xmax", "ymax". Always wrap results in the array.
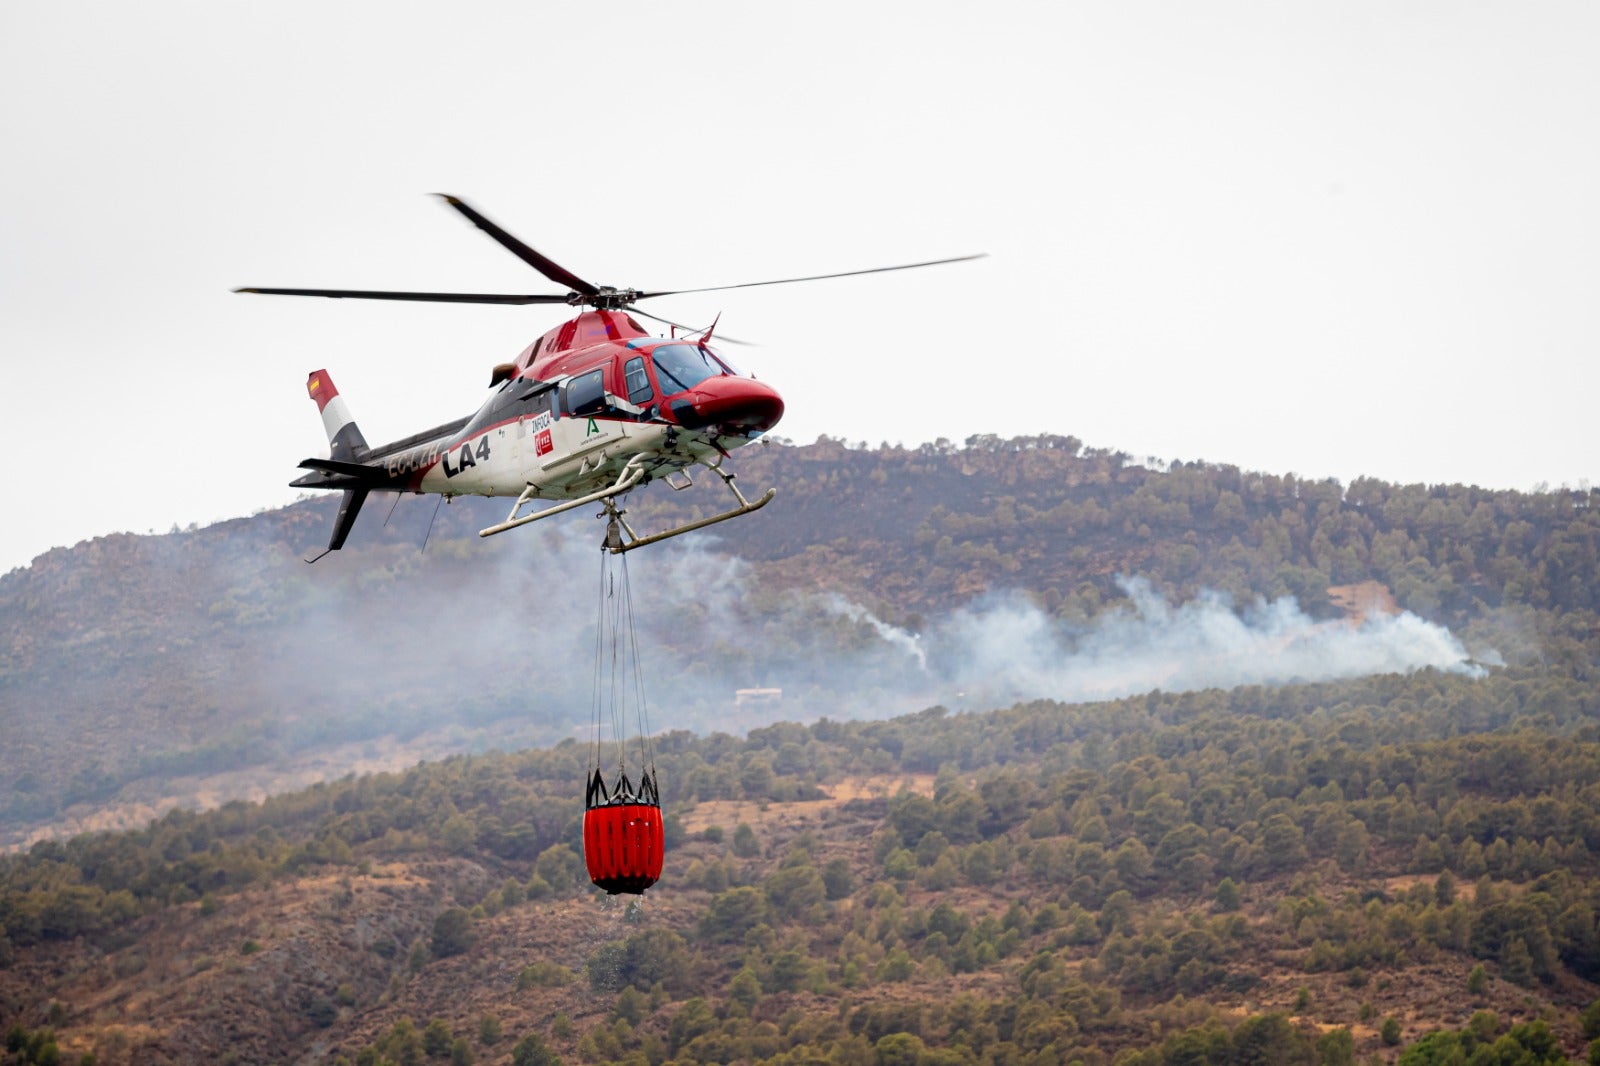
[
  {"xmin": 4, "ymin": 680, "xmax": 1600, "ymax": 1064},
  {"xmin": 2, "ymin": 430, "xmax": 1599, "ymax": 1063},
  {"xmin": 2, "ymin": 435, "xmax": 1595, "ymax": 848}
]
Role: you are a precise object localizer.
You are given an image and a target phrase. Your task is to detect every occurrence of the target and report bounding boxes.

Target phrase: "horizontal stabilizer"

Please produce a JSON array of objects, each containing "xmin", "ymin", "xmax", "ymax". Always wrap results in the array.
[
  {"xmin": 299, "ymin": 457, "xmax": 389, "ymax": 479},
  {"xmin": 290, "ymin": 473, "xmax": 369, "ymax": 490},
  {"xmin": 292, "ymin": 457, "xmax": 404, "ymax": 490}
]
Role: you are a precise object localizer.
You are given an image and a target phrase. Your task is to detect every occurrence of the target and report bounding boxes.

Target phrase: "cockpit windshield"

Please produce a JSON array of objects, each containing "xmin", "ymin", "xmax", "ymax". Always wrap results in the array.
[{"xmin": 651, "ymin": 344, "xmax": 730, "ymax": 393}]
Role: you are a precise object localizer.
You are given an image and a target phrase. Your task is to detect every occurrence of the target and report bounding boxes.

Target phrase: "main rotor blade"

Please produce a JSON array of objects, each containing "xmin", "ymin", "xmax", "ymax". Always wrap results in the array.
[
  {"xmin": 634, "ymin": 253, "xmax": 988, "ymax": 301},
  {"xmin": 628, "ymin": 306, "xmax": 756, "ymax": 347},
  {"xmin": 435, "ymin": 194, "xmax": 601, "ymax": 297},
  {"xmin": 233, "ymin": 287, "xmax": 573, "ymax": 305}
]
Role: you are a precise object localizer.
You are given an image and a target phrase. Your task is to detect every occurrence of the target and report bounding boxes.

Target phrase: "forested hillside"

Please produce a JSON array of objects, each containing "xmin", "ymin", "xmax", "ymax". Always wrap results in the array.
[
  {"xmin": 2, "ymin": 436, "xmax": 1595, "ymax": 847},
  {"xmin": 4, "ymin": 671, "xmax": 1600, "ymax": 1063}
]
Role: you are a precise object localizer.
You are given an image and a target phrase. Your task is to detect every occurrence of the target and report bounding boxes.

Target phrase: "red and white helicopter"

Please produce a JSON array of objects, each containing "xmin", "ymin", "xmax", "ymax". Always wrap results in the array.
[{"xmin": 237, "ymin": 195, "xmax": 983, "ymax": 560}]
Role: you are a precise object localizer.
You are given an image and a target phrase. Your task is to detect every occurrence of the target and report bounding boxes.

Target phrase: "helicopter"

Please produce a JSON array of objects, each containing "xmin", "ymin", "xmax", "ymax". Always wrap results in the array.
[{"xmin": 236, "ymin": 195, "xmax": 984, "ymax": 561}]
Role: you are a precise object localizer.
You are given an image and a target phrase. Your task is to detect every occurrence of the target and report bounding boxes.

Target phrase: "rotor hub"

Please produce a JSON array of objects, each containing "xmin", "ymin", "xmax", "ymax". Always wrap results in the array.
[{"xmin": 575, "ymin": 286, "xmax": 644, "ymax": 310}]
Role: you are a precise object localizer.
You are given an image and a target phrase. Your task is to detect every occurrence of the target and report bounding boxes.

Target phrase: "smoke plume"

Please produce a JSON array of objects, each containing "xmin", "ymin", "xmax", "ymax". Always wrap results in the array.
[{"xmin": 902, "ymin": 575, "xmax": 1485, "ymax": 709}]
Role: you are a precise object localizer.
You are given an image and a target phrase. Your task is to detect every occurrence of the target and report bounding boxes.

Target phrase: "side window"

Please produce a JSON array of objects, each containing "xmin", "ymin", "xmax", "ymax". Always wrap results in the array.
[
  {"xmin": 563, "ymin": 369, "xmax": 606, "ymax": 417},
  {"xmin": 623, "ymin": 357, "xmax": 653, "ymax": 404}
]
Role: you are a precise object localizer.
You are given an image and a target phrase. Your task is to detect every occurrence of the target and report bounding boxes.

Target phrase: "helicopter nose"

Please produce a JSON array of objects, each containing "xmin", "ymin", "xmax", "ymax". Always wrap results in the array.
[{"xmin": 667, "ymin": 376, "xmax": 784, "ymax": 433}]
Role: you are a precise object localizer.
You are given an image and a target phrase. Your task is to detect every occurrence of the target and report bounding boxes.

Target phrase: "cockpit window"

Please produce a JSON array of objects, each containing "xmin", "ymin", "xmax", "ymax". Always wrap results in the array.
[
  {"xmin": 651, "ymin": 344, "xmax": 728, "ymax": 393},
  {"xmin": 705, "ymin": 345, "xmax": 741, "ymax": 376}
]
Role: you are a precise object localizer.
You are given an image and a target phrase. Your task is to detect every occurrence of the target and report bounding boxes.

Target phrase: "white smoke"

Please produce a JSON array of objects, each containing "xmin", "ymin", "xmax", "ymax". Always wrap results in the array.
[
  {"xmin": 818, "ymin": 594, "xmax": 928, "ymax": 671},
  {"xmin": 914, "ymin": 575, "xmax": 1486, "ymax": 707}
]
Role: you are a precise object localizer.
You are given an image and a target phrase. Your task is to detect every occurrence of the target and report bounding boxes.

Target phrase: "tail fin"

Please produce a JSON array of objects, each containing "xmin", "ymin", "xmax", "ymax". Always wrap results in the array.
[
  {"xmin": 314, "ymin": 488, "xmax": 370, "ymax": 560},
  {"xmin": 306, "ymin": 369, "xmax": 369, "ymax": 461},
  {"xmin": 303, "ymin": 370, "xmax": 371, "ymax": 563}
]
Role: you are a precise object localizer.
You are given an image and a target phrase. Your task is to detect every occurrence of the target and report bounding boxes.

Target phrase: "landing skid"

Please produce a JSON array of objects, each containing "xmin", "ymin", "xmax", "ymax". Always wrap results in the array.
[
  {"xmin": 478, "ymin": 454, "xmax": 775, "ymax": 553},
  {"xmin": 600, "ymin": 460, "xmax": 775, "ymax": 554},
  {"xmin": 478, "ymin": 456, "xmax": 647, "ymax": 538}
]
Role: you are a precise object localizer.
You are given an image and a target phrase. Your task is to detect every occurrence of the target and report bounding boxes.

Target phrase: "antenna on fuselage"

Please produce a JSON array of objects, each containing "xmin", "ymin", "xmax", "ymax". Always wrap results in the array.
[{"xmin": 421, "ymin": 495, "xmax": 445, "ymax": 553}]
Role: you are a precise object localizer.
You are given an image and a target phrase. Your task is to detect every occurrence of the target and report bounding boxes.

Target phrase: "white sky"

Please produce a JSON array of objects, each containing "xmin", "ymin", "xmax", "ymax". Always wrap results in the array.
[{"xmin": 2, "ymin": 1, "xmax": 1596, "ymax": 575}]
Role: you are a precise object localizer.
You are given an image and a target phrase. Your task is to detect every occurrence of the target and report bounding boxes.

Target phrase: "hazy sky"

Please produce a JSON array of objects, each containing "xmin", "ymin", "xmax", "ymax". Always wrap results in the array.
[{"xmin": 3, "ymin": 1, "xmax": 1595, "ymax": 574}]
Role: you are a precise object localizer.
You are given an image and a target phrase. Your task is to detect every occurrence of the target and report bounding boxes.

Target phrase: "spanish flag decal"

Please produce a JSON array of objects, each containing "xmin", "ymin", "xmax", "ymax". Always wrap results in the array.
[{"xmin": 308, "ymin": 376, "xmax": 322, "ymax": 397}]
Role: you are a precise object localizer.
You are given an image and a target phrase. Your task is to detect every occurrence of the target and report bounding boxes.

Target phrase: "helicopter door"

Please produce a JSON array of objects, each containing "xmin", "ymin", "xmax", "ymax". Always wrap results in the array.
[
  {"xmin": 564, "ymin": 369, "xmax": 607, "ymax": 418},
  {"xmin": 546, "ymin": 368, "xmax": 624, "ymax": 470}
]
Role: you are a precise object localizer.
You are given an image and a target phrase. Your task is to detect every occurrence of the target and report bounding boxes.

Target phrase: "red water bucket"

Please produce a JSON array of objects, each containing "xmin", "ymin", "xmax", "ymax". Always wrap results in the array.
[{"xmin": 583, "ymin": 802, "xmax": 664, "ymax": 894}]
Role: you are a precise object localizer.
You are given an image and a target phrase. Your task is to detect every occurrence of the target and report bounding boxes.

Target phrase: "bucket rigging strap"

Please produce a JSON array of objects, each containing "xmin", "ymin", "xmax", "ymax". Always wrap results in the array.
[{"xmin": 585, "ymin": 765, "xmax": 661, "ymax": 810}]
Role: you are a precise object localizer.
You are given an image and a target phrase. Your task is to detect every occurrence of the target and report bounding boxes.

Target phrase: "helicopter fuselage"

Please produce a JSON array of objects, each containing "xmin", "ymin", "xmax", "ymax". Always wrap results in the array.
[{"xmin": 290, "ymin": 309, "xmax": 784, "ymax": 556}]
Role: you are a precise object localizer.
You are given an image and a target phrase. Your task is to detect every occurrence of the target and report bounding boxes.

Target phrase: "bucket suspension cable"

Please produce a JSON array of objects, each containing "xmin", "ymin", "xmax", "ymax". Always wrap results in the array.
[
  {"xmin": 588, "ymin": 551, "xmax": 658, "ymax": 802},
  {"xmin": 590, "ymin": 557, "xmax": 609, "ymax": 788},
  {"xmin": 620, "ymin": 551, "xmax": 658, "ymax": 789},
  {"xmin": 583, "ymin": 542, "xmax": 664, "ymax": 895},
  {"xmin": 604, "ymin": 565, "xmax": 626, "ymax": 783}
]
